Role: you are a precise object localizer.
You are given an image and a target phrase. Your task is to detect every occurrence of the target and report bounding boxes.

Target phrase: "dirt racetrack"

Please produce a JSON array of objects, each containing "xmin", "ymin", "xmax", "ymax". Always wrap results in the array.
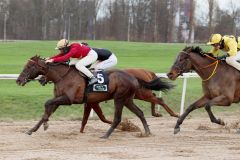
[{"xmin": 1, "ymin": 114, "xmax": 240, "ymax": 160}]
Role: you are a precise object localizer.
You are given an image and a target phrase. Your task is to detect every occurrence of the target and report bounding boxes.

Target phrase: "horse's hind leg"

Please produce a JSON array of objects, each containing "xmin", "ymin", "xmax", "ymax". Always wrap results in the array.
[
  {"xmin": 92, "ymin": 104, "xmax": 112, "ymax": 124},
  {"xmin": 125, "ymin": 100, "xmax": 150, "ymax": 136},
  {"xmin": 80, "ymin": 103, "xmax": 92, "ymax": 133},
  {"xmin": 150, "ymin": 93, "xmax": 162, "ymax": 117},
  {"xmin": 80, "ymin": 103, "xmax": 112, "ymax": 133},
  {"xmin": 100, "ymin": 100, "xmax": 124, "ymax": 139},
  {"xmin": 156, "ymin": 97, "xmax": 179, "ymax": 117},
  {"xmin": 143, "ymin": 92, "xmax": 178, "ymax": 117}
]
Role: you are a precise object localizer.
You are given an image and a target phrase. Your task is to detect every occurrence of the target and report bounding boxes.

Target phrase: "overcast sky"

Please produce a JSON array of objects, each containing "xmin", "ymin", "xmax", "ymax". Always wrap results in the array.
[{"xmin": 195, "ymin": 0, "xmax": 240, "ymax": 25}]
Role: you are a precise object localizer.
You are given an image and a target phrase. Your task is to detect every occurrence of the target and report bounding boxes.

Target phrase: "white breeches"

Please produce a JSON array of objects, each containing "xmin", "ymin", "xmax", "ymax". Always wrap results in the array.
[
  {"xmin": 90, "ymin": 53, "xmax": 118, "ymax": 70},
  {"xmin": 226, "ymin": 51, "xmax": 240, "ymax": 71},
  {"xmin": 69, "ymin": 50, "xmax": 98, "ymax": 78}
]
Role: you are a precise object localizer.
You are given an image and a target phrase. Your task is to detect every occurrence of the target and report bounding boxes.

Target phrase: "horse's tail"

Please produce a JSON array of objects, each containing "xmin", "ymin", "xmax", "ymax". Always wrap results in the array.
[{"xmin": 137, "ymin": 77, "xmax": 174, "ymax": 92}]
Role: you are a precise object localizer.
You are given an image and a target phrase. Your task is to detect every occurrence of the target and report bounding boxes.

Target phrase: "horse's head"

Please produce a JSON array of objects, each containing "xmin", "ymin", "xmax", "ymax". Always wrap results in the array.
[
  {"xmin": 167, "ymin": 47, "xmax": 194, "ymax": 80},
  {"xmin": 16, "ymin": 55, "xmax": 47, "ymax": 86}
]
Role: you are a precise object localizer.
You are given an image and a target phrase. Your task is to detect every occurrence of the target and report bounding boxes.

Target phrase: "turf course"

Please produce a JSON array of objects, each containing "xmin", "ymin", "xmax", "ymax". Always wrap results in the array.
[{"xmin": 0, "ymin": 40, "xmax": 238, "ymax": 121}]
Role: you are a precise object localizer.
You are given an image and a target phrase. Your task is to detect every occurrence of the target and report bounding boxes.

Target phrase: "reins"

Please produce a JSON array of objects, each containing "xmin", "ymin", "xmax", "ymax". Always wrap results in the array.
[
  {"xmin": 180, "ymin": 51, "xmax": 219, "ymax": 82},
  {"xmin": 199, "ymin": 54, "xmax": 219, "ymax": 82},
  {"xmin": 30, "ymin": 59, "xmax": 71, "ymax": 83}
]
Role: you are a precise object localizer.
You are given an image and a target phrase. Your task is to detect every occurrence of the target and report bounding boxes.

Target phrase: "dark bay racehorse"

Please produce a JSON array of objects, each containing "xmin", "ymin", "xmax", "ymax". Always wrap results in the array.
[
  {"xmin": 167, "ymin": 46, "xmax": 240, "ymax": 134},
  {"xmin": 79, "ymin": 68, "xmax": 178, "ymax": 133},
  {"xmin": 16, "ymin": 56, "xmax": 170, "ymax": 138}
]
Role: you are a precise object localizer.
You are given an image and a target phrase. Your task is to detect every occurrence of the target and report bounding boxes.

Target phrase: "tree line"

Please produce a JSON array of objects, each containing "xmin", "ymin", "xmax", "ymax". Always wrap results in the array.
[{"xmin": 0, "ymin": 0, "xmax": 240, "ymax": 42}]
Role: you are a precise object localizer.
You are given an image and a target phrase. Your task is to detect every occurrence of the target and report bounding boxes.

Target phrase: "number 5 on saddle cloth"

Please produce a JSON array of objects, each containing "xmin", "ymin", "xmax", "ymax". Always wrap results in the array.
[{"xmin": 89, "ymin": 71, "xmax": 109, "ymax": 92}]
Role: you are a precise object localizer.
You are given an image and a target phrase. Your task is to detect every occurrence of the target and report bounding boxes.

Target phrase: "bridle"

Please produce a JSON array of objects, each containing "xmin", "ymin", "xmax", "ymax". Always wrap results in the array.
[
  {"xmin": 23, "ymin": 59, "xmax": 71, "ymax": 83},
  {"xmin": 175, "ymin": 51, "xmax": 219, "ymax": 81},
  {"xmin": 173, "ymin": 51, "xmax": 191, "ymax": 76},
  {"xmin": 20, "ymin": 59, "xmax": 43, "ymax": 83}
]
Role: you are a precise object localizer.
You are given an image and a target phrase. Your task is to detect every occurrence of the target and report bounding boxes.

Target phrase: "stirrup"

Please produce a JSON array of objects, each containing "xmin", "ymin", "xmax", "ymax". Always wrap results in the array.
[{"xmin": 88, "ymin": 77, "xmax": 98, "ymax": 86}]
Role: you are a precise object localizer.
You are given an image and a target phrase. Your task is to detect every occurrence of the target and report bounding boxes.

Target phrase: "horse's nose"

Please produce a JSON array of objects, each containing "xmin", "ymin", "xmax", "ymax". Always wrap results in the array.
[
  {"xmin": 167, "ymin": 72, "xmax": 175, "ymax": 80},
  {"xmin": 167, "ymin": 72, "xmax": 173, "ymax": 78},
  {"xmin": 16, "ymin": 78, "xmax": 23, "ymax": 85},
  {"xmin": 16, "ymin": 79, "xmax": 20, "ymax": 85}
]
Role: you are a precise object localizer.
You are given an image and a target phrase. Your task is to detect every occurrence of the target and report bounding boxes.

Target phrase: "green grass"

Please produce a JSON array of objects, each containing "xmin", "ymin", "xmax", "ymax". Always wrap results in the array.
[{"xmin": 0, "ymin": 40, "xmax": 239, "ymax": 121}]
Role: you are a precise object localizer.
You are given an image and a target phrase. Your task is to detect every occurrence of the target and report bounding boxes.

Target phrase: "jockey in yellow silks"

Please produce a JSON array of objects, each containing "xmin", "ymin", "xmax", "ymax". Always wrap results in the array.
[{"xmin": 207, "ymin": 34, "xmax": 240, "ymax": 71}]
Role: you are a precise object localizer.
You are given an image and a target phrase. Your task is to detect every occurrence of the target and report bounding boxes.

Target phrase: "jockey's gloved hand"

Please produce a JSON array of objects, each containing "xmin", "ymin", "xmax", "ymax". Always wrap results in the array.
[{"xmin": 216, "ymin": 55, "xmax": 228, "ymax": 60}]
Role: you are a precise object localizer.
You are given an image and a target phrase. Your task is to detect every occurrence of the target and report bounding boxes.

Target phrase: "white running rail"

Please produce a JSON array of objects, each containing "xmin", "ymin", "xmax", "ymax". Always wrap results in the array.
[{"xmin": 0, "ymin": 73, "xmax": 199, "ymax": 115}]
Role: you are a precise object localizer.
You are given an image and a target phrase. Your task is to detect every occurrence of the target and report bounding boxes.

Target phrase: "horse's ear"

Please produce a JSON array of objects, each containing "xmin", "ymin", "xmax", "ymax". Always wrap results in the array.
[{"xmin": 186, "ymin": 47, "xmax": 192, "ymax": 53}]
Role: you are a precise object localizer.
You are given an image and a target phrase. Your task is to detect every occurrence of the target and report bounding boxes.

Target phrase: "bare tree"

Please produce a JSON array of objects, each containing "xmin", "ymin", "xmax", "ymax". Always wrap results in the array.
[
  {"xmin": 208, "ymin": 0, "xmax": 215, "ymax": 34},
  {"xmin": 188, "ymin": 0, "xmax": 195, "ymax": 43},
  {"xmin": 0, "ymin": 0, "xmax": 9, "ymax": 41},
  {"xmin": 92, "ymin": 0, "xmax": 103, "ymax": 40},
  {"xmin": 227, "ymin": 0, "xmax": 240, "ymax": 35}
]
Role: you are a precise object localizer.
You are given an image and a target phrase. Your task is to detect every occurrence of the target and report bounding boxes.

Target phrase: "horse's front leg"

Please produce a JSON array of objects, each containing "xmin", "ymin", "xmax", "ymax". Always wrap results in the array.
[
  {"xmin": 100, "ymin": 100, "xmax": 124, "ymax": 139},
  {"xmin": 205, "ymin": 95, "xmax": 231, "ymax": 125},
  {"xmin": 26, "ymin": 95, "xmax": 71, "ymax": 135},
  {"xmin": 174, "ymin": 96, "xmax": 209, "ymax": 134}
]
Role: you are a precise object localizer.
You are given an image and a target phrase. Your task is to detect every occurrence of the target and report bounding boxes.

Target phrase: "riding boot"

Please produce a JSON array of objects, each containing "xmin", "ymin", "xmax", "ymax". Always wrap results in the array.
[{"xmin": 88, "ymin": 76, "xmax": 98, "ymax": 86}]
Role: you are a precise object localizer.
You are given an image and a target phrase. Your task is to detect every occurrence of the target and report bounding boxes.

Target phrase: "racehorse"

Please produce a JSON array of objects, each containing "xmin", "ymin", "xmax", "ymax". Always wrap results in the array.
[
  {"xmin": 16, "ymin": 56, "xmax": 170, "ymax": 138},
  {"xmin": 79, "ymin": 68, "xmax": 178, "ymax": 133},
  {"xmin": 167, "ymin": 46, "xmax": 240, "ymax": 134}
]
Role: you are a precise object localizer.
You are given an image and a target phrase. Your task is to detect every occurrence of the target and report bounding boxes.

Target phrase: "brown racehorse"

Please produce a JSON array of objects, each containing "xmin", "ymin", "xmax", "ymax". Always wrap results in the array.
[
  {"xmin": 79, "ymin": 68, "xmax": 178, "ymax": 133},
  {"xmin": 16, "ymin": 56, "xmax": 170, "ymax": 138},
  {"xmin": 167, "ymin": 46, "xmax": 240, "ymax": 134}
]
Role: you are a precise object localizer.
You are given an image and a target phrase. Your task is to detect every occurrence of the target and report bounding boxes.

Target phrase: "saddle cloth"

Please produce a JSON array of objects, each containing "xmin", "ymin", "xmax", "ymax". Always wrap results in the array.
[{"xmin": 88, "ymin": 70, "xmax": 109, "ymax": 92}]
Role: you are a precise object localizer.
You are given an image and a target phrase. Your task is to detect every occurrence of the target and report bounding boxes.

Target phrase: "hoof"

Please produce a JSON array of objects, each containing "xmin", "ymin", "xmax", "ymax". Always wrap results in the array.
[
  {"xmin": 236, "ymin": 128, "xmax": 240, "ymax": 134},
  {"xmin": 175, "ymin": 114, "xmax": 180, "ymax": 118},
  {"xmin": 43, "ymin": 123, "xmax": 49, "ymax": 131},
  {"xmin": 218, "ymin": 119, "xmax": 225, "ymax": 125},
  {"xmin": 100, "ymin": 135, "xmax": 109, "ymax": 139},
  {"xmin": 174, "ymin": 127, "xmax": 180, "ymax": 134},
  {"xmin": 80, "ymin": 129, "xmax": 84, "ymax": 133},
  {"xmin": 172, "ymin": 113, "xmax": 180, "ymax": 118},
  {"xmin": 142, "ymin": 132, "xmax": 151, "ymax": 137},
  {"xmin": 25, "ymin": 130, "xmax": 32, "ymax": 135},
  {"xmin": 152, "ymin": 112, "xmax": 162, "ymax": 117}
]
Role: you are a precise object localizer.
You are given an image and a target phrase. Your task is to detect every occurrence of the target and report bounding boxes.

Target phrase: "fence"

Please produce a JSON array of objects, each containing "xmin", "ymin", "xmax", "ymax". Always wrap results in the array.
[{"xmin": 0, "ymin": 73, "xmax": 199, "ymax": 115}]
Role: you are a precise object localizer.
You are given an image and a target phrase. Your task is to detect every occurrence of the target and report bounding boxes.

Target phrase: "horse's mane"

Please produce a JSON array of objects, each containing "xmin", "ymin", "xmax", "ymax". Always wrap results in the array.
[
  {"xmin": 183, "ymin": 46, "xmax": 214, "ymax": 58},
  {"xmin": 30, "ymin": 55, "xmax": 70, "ymax": 67},
  {"xmin": 30, "ymin": 55, "xmax": 43, "ymax": 61}
]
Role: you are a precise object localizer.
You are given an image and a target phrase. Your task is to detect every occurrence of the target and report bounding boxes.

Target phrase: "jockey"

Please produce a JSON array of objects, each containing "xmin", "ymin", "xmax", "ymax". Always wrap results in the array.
[
  {"xmin": 207, "ymin": 33, "xmax": 240, "ymax": 71},
  {"xmin": 45, "ymin": 39, "xmax": 98, "ymax": 85},
  {"xmin": 80, "ymin": 42, "xmax": 118, "ymax": 70}
]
